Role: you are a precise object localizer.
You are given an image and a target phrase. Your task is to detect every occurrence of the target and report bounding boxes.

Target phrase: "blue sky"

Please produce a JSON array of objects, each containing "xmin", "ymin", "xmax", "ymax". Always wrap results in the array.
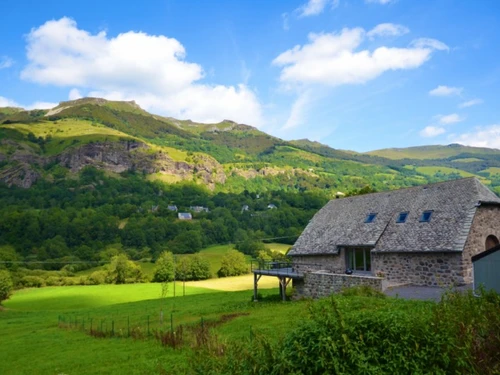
[{"xmin": 1, "ymin": 0, "xmax": 500, "ymax": 151}]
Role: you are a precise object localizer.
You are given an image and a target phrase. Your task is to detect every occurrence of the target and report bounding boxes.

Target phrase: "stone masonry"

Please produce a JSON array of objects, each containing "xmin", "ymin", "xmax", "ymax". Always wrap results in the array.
[
  {"xmin": 294, "ymin": 271, "xmax": 383, "ymax": 299},
  {"xmin": 461, "ymin": 205, "xmax": 500, "ymax": 283}
]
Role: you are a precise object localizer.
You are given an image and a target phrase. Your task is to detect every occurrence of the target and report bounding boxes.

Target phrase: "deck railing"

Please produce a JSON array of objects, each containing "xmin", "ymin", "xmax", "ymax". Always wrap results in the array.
[{"xmin": 251, "ymin": 260, "xmax": 331, "ymax": 277}]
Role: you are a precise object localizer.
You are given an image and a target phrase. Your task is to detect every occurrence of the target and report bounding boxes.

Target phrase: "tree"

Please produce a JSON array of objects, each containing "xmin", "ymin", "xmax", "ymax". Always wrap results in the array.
[
  {"xmin": 153, "ymin": 251, "xmax": 175, "ymax": 282},
  {"xmin": 218, "ymin": 250, "xmax": 248, "ymax": 278},
  {"xmin": 175, "ymin": 256, "xmax": 192, "ymax": 281},
  {"xmin": 106, "ymin": 254, "xmax": 143, "ymax": 284},
  {"xmin": 0, "ymin": 270, "xmax": 13, "ymax": 303},
  {"xmin": 190, "ymin": 254, "xmax": 211, "ymax": 280}
]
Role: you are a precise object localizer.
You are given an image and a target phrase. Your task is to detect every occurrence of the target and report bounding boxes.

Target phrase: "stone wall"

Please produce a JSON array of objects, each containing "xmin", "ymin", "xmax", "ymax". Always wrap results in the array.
[
  {"xmin": 462, "ymin": 205, "xmax": 500, "ymax": 283},
  {"xmin": 296, "ymin": 271, "xmax": 383, "ymax": 299},
  {"xmin": 292, "ymin": 254, "xmax": 345, "ymax": 275},
  {"xmin": 371, "ymin": 252, "xmax": 464, "ymax": 286}
]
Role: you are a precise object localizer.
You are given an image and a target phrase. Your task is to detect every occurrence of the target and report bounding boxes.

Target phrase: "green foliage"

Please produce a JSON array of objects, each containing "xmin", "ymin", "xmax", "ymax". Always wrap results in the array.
[
  {"xmin": 340, "ymin": 285, "xmax": 386, "ymax": 298},
  {"xmin": 188, "ymin": 253, "xmax": 211, "ymax": 280},
  {"xmin": 106, "ymin": 254, "xmax": 144, "ymax": 284},
  {"xmin": 152, "ymin": 251, "xmax": 175, "ymax": 282},
  {"xmin": 0, "ymin": 270, "xmax": 13, "ymax": 302},
  {"xmin": 235, "ymin": 238, "xmax": 266, "ymax": 256},
  {"xmin": 217, "ymin": 250, "xmax": 248, "ymax": 278}
]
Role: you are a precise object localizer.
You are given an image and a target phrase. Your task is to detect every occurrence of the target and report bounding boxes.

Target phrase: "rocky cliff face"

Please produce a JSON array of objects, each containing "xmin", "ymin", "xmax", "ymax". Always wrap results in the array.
[{"xmin": 0, "ymin": 140, "xmax": 226, "ymax": 189}]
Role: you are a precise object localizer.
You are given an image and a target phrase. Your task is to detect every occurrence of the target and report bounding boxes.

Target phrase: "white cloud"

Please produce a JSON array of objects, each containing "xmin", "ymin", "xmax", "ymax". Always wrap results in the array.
[
  {"xmin": 69, "ymin": 88, "xmax": 83, "ymax": 100},
  {"xmin": 365, "ymin": 0, "xmax": 396, "ymax": 4},
  {"xmin": 282, "ymin": 90, "xmax": 313, "ymax": 130},
  {"xmin": 420, "ymin": 126, "xmax": 445, "ymax": 137},
  {"xmin": 20, "ymin": 17, "xmax": 263, "ymax": 126},
  {"xmin": 429, "ymin": 85, "xmax": 463, "ymax": 96},
  {"xmin": 296, "ymin": 0, "xmax": 339, "ymax": 18},
  {"xmin": 411, "ymin": 38, "xmax": 449, "ymax": 51},
  {"xmin": 367, "ymin": 23, "xmax": 409, "ymax": 39},
  {"xmin": 0, "ymin": 56, "xmax": 14, "ymax": 69},
  {"xmin": 437, "ymin": 113, "xmax": 464, "ymax": 125},
  {"xmin": 451, "ymin": 125, "xmax": 500, "ymax": 149},
  {"xmin": 0, "ymin": 96, "xmax": 56, "ymax": 110},
  {"xmin": 0, "ymin": 96, "xmax": 20, "ymax": 107},
  {"xmin": 273, "ymin": 26, "xmax": 446, "ymax": 87},
  {"xmin": 26, "ymin": 102, "xmax": 58, "ymax": 110},
  {"xmin": 459, "ymin": 98, "xmax": 482, "ymax": 108}
]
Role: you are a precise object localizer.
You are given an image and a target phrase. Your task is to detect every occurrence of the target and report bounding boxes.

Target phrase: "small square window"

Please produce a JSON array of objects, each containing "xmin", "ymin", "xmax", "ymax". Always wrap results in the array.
[
  {"xmin": 420, "ymin": 211, "xmax": 433, "ymax": 222},
  {"xmin": 396, "ymin": 212, "xmax": 408, "ymax": 223},
  {"xmin": 365, "ymin": 213, "xmax": 377, "ymax": 223}
]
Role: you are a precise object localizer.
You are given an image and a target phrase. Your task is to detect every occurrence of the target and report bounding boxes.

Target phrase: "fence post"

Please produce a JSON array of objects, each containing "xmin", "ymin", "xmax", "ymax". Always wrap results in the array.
[
  {"xmin": 128, "ymin": 316, "xmax": 130, "ymax": 337},
  {"xmin": 201, "ymin": 317, "xmax": 204, "ymax": 333},
  {"xmin": 147, "ymin": 315, "xmax": 150, "ymax": 337},
  {"xmin": 250, "ymin": 326, "xmax": 253, "ymax": 342},
  {"xmin": 101, "ymin": 319, "xmax": 103, "ymax": 333},
  {"xmin": 90, "ymin": 318, "xmax": 93, "ymax": 332},
  {"xmin": 82, "ymin": 318, "xmax": 85, "ymax": 331},
  {"xmin": 112, "ymin": 320, "xmax": 114, "ymax": 336},
  {"xmin": 170, "ymin": 313, "xmax": 173, "ymax": 335}
]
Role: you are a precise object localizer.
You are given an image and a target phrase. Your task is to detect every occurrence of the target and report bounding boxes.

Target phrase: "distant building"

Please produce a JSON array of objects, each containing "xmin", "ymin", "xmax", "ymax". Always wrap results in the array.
[
  {"xmin": 151, "ymin": 205, "xmax": 159, "ymax": 213},
  {"xmin": 241, "ymin": 205, "xmax": 249, "ymax": 213},
  {"xmin": 190, "ymin": 206, "xmax": 209, "ymax": 213},
  {"xmin": 178, "ymin": 212, "xmax": 192, "ymax": 220},
  {"xmin": 267, "ymin": 204, "xmax": 277, "ymax": 209},
  {"xmin": 167, "ymin": 205, "xmax": 178, "ymax": 212}
]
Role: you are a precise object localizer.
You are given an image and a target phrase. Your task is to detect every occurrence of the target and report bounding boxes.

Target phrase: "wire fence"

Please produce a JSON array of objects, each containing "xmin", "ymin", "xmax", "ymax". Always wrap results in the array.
[{"xmin": 58, "ymin": 310, "xmax": 254, "ymax": 349}]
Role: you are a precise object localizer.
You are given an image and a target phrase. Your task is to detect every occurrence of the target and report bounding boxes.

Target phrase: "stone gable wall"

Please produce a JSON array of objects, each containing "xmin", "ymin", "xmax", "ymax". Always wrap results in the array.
[{"xmin": 462, "ymin": 205, "xmax": 500, "ymax": 283}]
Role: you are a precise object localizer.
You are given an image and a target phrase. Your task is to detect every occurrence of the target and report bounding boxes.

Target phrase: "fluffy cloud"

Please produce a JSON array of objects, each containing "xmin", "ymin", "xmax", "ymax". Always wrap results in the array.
[
  {"xmin": 367, "ymin": 23, "xmax": 409, "ymax": 39},
  {"xmin": 437, "ymin": 113, "xmax": 464, "ymax": 125},
  {"xmin": 20, "ymin": 17, "xmax": 263, "ymax": 126},
  {"xmin": 420, "ymin": 126, "xmax": 445, "ymax": 138},
  {"xmin": 429, "ymin": 85, "xmax": 463, "ymax": 96},
  {"xmin": 0, "ymin": 56, "xmax": 13, "ymax": 69},
  {"xmin": 459, "ymin": 98, "xmax": 482, "ymax": 108},
  {"xmin": 296, "ymin": 0, "xmax": 339, "ymax": 18},
  {"xmin": 451, "ymin": 125, "xmax": 500, "ymax": 149},
  {"xmin": 273, "ymin": 26, "xmax": 447, "ymax": 87},
  {"xmin": 411, "ymin": 38, "xmax": 449, "ymax": 51},
  {"xmin": 68, "ymin": 88, "xmax": 83, "ymax": 100},
  {"xmin": 0, "ymin": 96, "xmax": 56, "ymax": 110}
]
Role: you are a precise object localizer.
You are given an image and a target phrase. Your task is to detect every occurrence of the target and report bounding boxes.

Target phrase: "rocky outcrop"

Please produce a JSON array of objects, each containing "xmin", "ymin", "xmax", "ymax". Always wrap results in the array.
[{"xmin": 0, "ymin": 139, "xmax": 226, "ymax": 189}]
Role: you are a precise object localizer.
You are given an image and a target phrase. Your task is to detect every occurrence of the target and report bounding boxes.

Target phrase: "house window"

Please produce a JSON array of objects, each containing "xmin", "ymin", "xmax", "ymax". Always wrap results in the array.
[
  {"xmin": 396, "ymin": 212, "xmax": 408, "ymax": 223},
  {"xmin": 365, "ymin": 213, "xmax": 377, "ymax": 223},
  {"xmin": 346, "ymin": 247, "xmax": 371, "ymax": 272},
  {"xmin": 419, "ymin": 211, "xmax": 433, "ymax": 222}
]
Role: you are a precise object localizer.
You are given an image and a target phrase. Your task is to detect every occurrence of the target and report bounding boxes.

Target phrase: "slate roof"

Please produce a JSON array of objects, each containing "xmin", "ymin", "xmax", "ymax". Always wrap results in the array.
[{"xmin": 289, "ymin": 178, "xmax": 500, "ymax": 256}]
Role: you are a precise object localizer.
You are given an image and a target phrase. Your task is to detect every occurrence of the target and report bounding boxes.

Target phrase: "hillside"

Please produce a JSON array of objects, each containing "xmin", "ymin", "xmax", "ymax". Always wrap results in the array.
[{"xmin": 2, "ymin": 97, "xmax": 500, "ymax": 195}]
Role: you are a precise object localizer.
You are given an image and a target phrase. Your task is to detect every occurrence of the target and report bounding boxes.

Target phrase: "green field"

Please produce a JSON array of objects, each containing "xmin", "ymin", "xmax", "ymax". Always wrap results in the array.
[{"xmin": 0, "ymin": 282, "xmax": 302, "ymax": 374}]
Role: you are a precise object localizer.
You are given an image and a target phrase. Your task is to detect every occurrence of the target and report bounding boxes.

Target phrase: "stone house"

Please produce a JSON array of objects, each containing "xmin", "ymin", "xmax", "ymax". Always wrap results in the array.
[
  {"xmin": 178, "ymin": 212, "xmax": 192, "ymax": 220},
  {"xmin": 288, "ymin": 178, "xmax": 500, "ymax": 293}
]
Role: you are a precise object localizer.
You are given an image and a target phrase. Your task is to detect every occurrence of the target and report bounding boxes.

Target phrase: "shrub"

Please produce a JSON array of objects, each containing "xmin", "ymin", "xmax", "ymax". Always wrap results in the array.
[
  {"xmin": 0, "ymin": 270, "xmax": 13, "ymax": 302},
  {"xmin": 86, "ymin": 270, "xmax": 108, "ymax": 285},
  {"xmin": 152, "ymin": 251, "xmax": 175, "ymax": 282},
  {"xmin": 217, "ymin": 250, "xmax": 248, "ymax": 278},
  {"xmin": 189, "ymin": 254, "xmax": 211, "ymax": 280},
  {"xmin": 106, "ymin": 254, "xmax": 144, "ymax": 284},
  {"xmin": 340, "ymin": 285, "xmax": 386, "ymax": 298},
  {"xmin": 19, "ymin": 276, "xmax": 46, "ymax": 288}
]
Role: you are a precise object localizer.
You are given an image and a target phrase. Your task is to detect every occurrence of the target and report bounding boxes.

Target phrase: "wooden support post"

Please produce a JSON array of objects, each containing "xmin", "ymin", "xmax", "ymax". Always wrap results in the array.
[{"xmin": 253, "ymin": 273, "xmax": 258, "ymax": 301}]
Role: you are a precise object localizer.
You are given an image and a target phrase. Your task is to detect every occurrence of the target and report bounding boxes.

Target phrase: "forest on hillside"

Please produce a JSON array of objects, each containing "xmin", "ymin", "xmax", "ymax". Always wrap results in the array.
[{"xmin": 0, "ymin": 166, "xmax": 329, "ymax": 270}]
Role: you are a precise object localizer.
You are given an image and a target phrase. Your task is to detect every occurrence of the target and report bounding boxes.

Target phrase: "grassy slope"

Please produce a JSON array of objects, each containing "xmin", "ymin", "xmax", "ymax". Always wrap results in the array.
[{"xmin": 367, "ymin": 144, "xmax": 500, "ymax": 160}]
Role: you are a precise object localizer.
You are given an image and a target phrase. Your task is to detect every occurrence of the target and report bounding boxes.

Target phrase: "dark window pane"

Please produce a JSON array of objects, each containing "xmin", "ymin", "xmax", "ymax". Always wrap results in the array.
[
  {"xmin": 355, "ymin": 248, "xmax": 364, "ymax": 271},
  {"xmin": 365, "ymin": 213, "xmax": 377, "ymax": 223},
  {"xmin": 365, "ymin": 249, "xmax": 371, "ymax": 271},
  {"xmin": 396, "ymin": 212, "xmax": 408, "ymax": 223},
  {"xmin": 420, "ymin": 211, "xmax": 432, "ymax": 222}
]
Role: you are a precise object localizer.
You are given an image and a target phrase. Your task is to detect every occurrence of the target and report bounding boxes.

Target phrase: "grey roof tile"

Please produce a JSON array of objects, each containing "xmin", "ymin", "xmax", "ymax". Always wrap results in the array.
[{"xmin": 289, "ymin": 178, "xmax": 500, "ymax": 256}]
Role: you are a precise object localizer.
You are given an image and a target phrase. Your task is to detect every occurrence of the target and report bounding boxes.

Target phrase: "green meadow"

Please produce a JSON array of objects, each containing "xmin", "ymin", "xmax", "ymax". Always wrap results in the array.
[{"xmin": 0, "ymin": 279, "xmax": 300, "ymax": 375}]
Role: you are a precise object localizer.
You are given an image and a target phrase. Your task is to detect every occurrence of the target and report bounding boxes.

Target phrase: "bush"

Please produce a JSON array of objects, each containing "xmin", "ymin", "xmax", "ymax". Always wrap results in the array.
[
  {"xmin": 86, "ymin": 270, "xmax": 108, "ymax": 285},
  {"xmin": 19, "ymin": 276, "xmax": 46, "ymax": 288},
  {"xmin": 217, "ymin": 250, "xmax": 248, "ymax": 278},
  {"xmin": 106, "ymin": 254, "xmax": 144, "ymax": 284},
  {"xmin": 340, "ymin": 285, "xmax": 386, "ymax": 298},
  {"xmin": 152, "ymin": 251, "xmax": 175, "ymax": 282},
  {"xmin": 189, "ymin": 254, "xmax": 211, "ymax": 280},
  {"xmin": 0, "ymin": 270, "xmax": 13, "ymax": 302}
]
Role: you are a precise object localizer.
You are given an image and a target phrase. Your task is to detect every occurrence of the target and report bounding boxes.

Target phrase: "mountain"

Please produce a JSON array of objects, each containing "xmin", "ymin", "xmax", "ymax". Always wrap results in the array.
[{"xmin": 1, "ymin": 97, "xmax": 500, "ymax": 195}]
